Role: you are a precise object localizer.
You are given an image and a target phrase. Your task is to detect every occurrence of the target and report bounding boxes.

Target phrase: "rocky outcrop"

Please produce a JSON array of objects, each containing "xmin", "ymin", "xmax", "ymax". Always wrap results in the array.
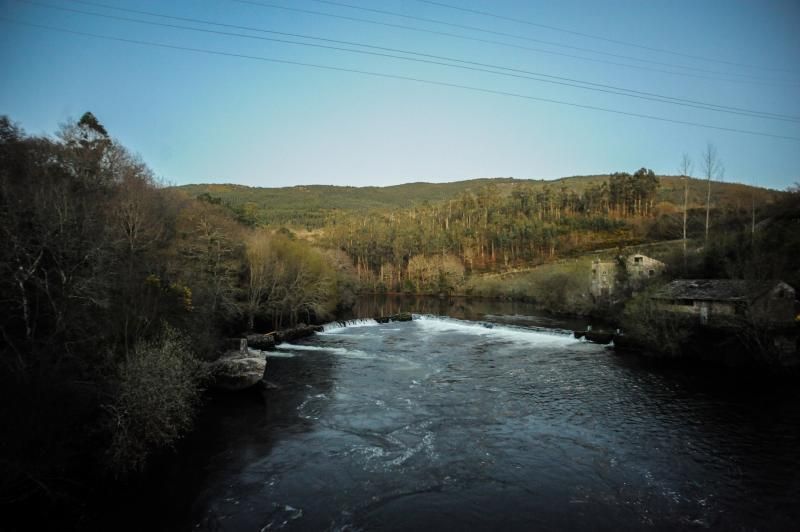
[
  {"xmin": 211, "ymin": 339, "xmax": 267, "ymax": 391},
  {"xmin": 375, "ymin": 312, "xmax": 413, "ymax": 324}
]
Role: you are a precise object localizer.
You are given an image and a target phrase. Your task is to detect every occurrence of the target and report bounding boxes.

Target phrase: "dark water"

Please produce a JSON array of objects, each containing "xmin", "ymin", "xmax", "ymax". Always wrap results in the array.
[{"xmin": 153, "ymin": 297, "xmax": 800, "ymax": 531}]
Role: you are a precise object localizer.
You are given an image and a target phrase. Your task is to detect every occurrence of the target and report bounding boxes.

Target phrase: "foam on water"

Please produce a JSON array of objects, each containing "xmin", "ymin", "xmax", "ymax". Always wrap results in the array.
[
  {"xmin": 413, "ymin": 314, "xmax": 580, "ymax": 346},
  {"xmin": 276, "ymin": 343, "xmax": 373, "ymax": 359},
  {"xmin": 321, "ymin": 318, "xmax": 379, "ymax": 333},
  {"xmin": 482, "ymin": 313, "xmax": 573, "ymax": 333},
  {"xmin": 264, "ymin": 351, "xmax": 296, "ymax": 359}
]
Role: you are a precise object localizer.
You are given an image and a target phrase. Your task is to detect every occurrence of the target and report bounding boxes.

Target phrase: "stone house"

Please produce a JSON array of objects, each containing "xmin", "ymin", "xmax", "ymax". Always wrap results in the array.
[
  {"xmin": 625, "ymin": 254, "xmax": 666, "ymax": 284},
  {"xmin": 590, "ymin": 253, "xmax": 666, "ymax": 298},
  {"xmin": 651, "ymin": 279, "xmax": 796, "ymax": 325}
]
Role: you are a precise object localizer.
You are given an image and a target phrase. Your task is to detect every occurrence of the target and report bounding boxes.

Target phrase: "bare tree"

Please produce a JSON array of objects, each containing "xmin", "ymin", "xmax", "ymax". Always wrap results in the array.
[
  {"xmin": 678, "ymin": 153, "xmax": 693, "ymax": 264},
  {"xmin": 244, "ymin": 232, "xmax": 336, "ymax": 329},
  {"xmin": 701, "ymin": 143, "xmax": 723, "ymax": 244},
  {"xmin": 111, "ymin": 157, "xmax": 169, "ymax": 357},
  {"xmin": 244, "ymin": 232, "xmax": 282, "ymax": 331}
]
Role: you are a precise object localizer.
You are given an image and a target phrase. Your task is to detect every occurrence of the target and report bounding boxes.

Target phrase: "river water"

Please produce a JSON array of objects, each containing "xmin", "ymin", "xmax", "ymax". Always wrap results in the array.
[{"xmin": 146, "ymin": 297, "xmax": 800, "ymax": 531}]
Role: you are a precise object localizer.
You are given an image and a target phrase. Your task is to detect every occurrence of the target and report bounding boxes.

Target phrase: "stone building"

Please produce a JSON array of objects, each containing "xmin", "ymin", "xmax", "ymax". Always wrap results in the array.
[
  {"xmin": 651, "ymin": 279, "xmax": 796, "ymax": 325},
  {"xmin": 590, "ymin": 259, "xmax": 617, "ymax": 297},
  {"xmin": 625, "ymin": 254, "xmax": 666, "ymax": 285},
  {"xmin": 590, "ymin": 253, "xmax": 666, "ymax": 298}
]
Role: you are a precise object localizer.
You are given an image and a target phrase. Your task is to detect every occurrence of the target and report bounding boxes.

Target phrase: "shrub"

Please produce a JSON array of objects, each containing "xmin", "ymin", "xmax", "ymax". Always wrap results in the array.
[
  {"xmin": 621, "ymin": 290, "xmax": 693, "ymax": 357},
  {"xmin": 105, "ymin": 326, "xmax": 208, "ymax": 475}
]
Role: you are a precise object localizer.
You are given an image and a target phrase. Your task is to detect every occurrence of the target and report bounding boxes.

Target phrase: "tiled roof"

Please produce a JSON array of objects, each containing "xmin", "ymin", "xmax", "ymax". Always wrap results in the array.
[{"xmin": 652, "ymin": 279, "xmax": 789, "ymax": 302}]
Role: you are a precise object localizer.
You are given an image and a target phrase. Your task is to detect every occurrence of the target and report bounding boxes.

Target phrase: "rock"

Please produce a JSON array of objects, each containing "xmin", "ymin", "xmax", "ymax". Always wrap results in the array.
[
  {"xmin": 573, "ymin": 329, "xmax": 616, "ymax": 344},
  {"xmin": 611, "ymin": 334, "xmax": 642, "ymax": 352},
  {"xmin": 584, "ymin": 331, "xmax": 615, "ymax": 344},
  {"xmin": 374, "ymin": 312, "xmax": 413, "ymax": 324},
  {"xmin": 224, "ymin": 337, "xmax": 248, "ymax": 352},
  {"xmin": 247, "ymin": 333, "xmax": 276, "ymax": 351},
  {"xmin": 210, "ymin": 345, "xmax": 267, "ymax": 391},
  {"xmin": 274, "ymin": 324, "xmax": 323, "ymax": 343}
]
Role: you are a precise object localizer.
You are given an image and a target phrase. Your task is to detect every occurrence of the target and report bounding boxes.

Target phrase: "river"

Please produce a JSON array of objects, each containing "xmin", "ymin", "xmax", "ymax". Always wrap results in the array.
[{"xmin": 131, "ymin": 297, "xmax": 800, "ymax": 531}]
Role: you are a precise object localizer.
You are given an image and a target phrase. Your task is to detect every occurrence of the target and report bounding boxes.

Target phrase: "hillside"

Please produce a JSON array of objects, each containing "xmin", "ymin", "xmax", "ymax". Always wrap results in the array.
[
  {"xmin": 176, "ymin": 175, "xmax": 783, "ymax": 228},
  {"xmin": 177, "ymin": 178, "xmax": 521, "ymax": 226}
]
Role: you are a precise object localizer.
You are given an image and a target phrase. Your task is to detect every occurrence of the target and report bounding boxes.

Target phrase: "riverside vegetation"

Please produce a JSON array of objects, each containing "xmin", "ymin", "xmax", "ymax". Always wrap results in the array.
[
  {"xmin": 0, "ymin": 114, "xmax": 353, "ymax": 526},
  {"xmin": 2, "ymin": 112, "xmax": 798, "ymax": 528}
]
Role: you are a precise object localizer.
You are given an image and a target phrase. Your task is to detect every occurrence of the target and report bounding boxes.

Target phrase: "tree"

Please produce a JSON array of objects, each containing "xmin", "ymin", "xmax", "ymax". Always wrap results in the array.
[
  {"xmin": 245, "ymin": 231, "xmax": 279, "ymax": 331},
  {"xmin": 57, "ymin": 111, "xmax": 115, "ymax": 187},
  {"xmin": 110, "ymin": 153, "xmax": 172, "ymax": 356},
  {"xmin": 245, "ymin": 232, "xmax": 337, "ymax": 330},
  {"xmin": 701, "ymin": 143, "xmax": 723, "ymax": 244},
  {"xmin": 171, "ymin": 196, "xmax": 244, "ymax": 353},
  {"xmin": 678, "ymin": 153, "xmax": 693, "ymax": 267}
]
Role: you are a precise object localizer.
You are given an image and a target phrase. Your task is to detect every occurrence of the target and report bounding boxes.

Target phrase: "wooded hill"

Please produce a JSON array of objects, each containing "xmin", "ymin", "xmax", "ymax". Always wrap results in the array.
[
  {"xmin": 177, "ymin": 175, "xmax": 781, "ymax": 229},
  {"xmin": 177, "ymin": 174, "xmax": 785, "ymax": 293}
]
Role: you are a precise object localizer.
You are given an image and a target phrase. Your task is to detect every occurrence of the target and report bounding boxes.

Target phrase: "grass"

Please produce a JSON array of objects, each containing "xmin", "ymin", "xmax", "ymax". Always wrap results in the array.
[
  {"xmin": 463, "ymin": 239, "xmax": 688, "ymax": 314},
  {"xmin": 465, "ymin": 258, "xmax": 595, "ymax": 314}
]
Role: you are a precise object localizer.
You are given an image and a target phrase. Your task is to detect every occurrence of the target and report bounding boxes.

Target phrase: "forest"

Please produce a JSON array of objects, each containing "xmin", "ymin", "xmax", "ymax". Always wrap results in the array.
[{"xmin": 321, "ymin": 170, "xmax": 660, "ymax": 293}]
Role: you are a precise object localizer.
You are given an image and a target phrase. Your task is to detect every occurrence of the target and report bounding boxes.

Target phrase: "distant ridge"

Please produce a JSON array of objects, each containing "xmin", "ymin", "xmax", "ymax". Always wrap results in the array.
[{"xmin": 174, "ymin": 175, "xmax": 782, "ymax": 227}]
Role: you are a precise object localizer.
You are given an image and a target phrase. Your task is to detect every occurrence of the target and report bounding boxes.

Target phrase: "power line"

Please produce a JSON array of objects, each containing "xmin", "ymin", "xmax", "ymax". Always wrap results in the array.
[
  {"xmin": 29, "ymin": 1, "xmax": 799, "ymax": 122},
  {"xmin": 227, "ymin": 0, "xmax": 795, "ymax": 87},
  {"xmin": 414, "ymin": 0, "xmax": 799, "ymax": 75},
  {"xmin": 302, "ymin": 0, "xmax": 796, "ymax": 83},
  {"xmin": 3, "ymin": 18, "xmax": 798, "ymax": 142}
]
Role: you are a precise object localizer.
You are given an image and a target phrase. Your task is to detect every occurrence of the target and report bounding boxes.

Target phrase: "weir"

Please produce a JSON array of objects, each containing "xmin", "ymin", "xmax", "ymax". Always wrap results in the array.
[{"xmin": 321, "ymin": 318, "xmax": 379, "ymax": 333}]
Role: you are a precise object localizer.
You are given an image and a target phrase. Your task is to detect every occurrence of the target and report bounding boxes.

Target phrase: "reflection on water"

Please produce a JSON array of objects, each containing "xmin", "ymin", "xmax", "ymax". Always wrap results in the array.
[{"xmin": 121, "ymin": 297, "xmax": 800, "ymax": 531}]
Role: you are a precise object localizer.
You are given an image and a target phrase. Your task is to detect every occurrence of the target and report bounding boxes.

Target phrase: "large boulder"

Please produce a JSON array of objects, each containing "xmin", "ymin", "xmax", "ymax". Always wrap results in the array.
[{"xmin": 211, "ymin": 339, "xmax": 267, "ymax": 391}]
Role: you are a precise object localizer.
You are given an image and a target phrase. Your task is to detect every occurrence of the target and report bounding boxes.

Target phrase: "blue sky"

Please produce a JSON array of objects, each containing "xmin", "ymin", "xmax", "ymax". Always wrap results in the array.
[{"xmin": 1, "ymin": 0, "xmax": 799, "ymax": 189}]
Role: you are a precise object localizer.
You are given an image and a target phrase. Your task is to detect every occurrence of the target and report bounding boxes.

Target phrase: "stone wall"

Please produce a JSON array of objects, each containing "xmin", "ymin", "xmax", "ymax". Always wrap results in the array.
[{"xmin": 590, "ymin": 259, "xmax": 616, "ymax": 297}]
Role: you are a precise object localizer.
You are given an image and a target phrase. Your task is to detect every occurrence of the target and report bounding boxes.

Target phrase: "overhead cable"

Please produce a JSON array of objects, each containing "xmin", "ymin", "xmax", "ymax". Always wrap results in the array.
[{"xmin": 3, "ymin": 18, "xmax": 798, "ymax": 142}]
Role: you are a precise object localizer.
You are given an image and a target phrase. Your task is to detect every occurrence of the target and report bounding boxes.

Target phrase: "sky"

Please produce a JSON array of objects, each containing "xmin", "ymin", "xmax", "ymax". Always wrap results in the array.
[{"xmin": 1, "ymin": 0, "xmax": 799, "ymax": 190}]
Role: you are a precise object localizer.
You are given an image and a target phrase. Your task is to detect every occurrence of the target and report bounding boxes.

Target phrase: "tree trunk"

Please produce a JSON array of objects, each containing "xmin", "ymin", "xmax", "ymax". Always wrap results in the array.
[
  {"xmin": 705, "ymin": 178, "xmax": 711, "ymax": 244},
  {"xmin": 683, "ymin": 177, "xmax": 688, "ymax": 270}
]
